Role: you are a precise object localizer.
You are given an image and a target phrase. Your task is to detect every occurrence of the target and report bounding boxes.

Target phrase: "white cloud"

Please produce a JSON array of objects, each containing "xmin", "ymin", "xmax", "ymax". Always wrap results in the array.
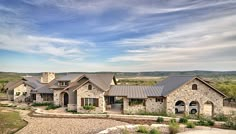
[
  {"xmin": 109, "ymin": 14, "xmax": 236, "ymax": 68},
  {"xmin": 0, "ymin": 33, "xmax": 93, "ymax": 58}
]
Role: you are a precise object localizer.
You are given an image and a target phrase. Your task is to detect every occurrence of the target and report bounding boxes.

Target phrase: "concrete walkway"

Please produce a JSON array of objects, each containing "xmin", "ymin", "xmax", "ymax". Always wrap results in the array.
[{"xmin": 179, "ymin": 128, "xmax": 236, "ymax": 134}]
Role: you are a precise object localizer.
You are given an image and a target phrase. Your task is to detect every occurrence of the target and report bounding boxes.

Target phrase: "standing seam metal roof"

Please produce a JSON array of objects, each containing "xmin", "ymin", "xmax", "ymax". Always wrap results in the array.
[
  {"xmin": 107, "ymin": 85, "xmax": 163, "ymax": 98},
  {"xmin": 157, "ymin": 76, "xmax": 195, "ymax": 96}
]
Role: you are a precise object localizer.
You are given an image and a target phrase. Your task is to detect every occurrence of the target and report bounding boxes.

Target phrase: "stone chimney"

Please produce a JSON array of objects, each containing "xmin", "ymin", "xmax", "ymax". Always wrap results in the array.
[{"xmin": 40, "ymin": 72, "xmax": 55, "ymax": 83}]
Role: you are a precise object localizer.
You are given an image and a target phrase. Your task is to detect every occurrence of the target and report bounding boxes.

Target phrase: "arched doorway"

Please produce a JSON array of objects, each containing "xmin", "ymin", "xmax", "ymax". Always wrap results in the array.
[
  {"xmin": 189, "ymin": 101, "xmax": 200, "ymax": 115},
  {"xmin": 175, "ymin": 100, "xmax": 185, "ymax": 114},
  {"xmin": 60, "ymin": 92, "xmax": 69, "ymax": 107},
  {"xmin": 203, "ymin": 101, "xmax": 214, "ymax": 116},
  {"xmin": 64, "ymin": 93, "xmax": 68, "ymax": 107}
]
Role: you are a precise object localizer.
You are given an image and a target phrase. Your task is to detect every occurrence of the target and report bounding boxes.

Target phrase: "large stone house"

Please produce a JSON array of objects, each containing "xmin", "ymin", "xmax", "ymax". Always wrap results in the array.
[
  {"xmin": 5, "ymin": 72, "xmax": 55, "ymax": 103},
  {"xmin": 6, "ymin": 72, "xmax": 226, "ymax": 116}
]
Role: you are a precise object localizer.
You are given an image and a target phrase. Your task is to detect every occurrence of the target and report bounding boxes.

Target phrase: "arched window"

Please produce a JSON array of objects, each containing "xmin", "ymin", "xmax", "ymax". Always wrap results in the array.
[
  {"xmin": 88, "ymin": 84, "xmax": 92, "ymax": 90},
  {"xmin": 192, "ymin": 84, "xmax": 197, "ymax": 90}
]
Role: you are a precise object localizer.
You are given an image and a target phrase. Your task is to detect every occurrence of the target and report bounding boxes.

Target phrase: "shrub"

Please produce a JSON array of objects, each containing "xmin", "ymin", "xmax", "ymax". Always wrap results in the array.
[
  {"xmin": 137, "ymin": 126, "xmax": 148, "ymax": 133},
  {"xmin": 223, "ymin": 118, "xmax": 236, "ymax": 130},
  {"xmin": 83, "ymin": 105, "xmax": 95, "ymax": 110},
  {"xmin": 186, "ymin": 122, "xmax": 195, "ymax": 128},
  {"xmin": 169, "ymin": 118, "xmax": 177, "ymax": 124},
  {"xmin": 156, "ymin": 117, "xmax": 164, "ymax": 123},
  {"xmin": 66, "ymin": 109, "xmax": 77, "ymax": 113},
  {"xmin": 45, "ymin": 104, "xmax": 60, "ymax": 110},
  {"xmin": 122, "ymin": 127, "xmax": 130, "ymax": 134},
  {"xmin": 137, "ymin": 111, "xmax": 168, "ymax": 116},
  {"xmin": 214, "ymin": 114, "xmax": 229, "ymax": 121},
  {"xmin": 149, "ymin": 128, "xmax": 160, "ymax": 134},
  {"xmin": 207, "ymin": 120, "xmax": 215, "ymax": 126},
  {"xmin": 195, "ymin": 119, "xmax": 214, "ymax": 126},
  {"xmin": 32, "ymin": 102, "xmax": 52, "ymax": 106},
  {"xmin": 195, "ymin": 119, "xmax": 206, "ymax": 126},
  {"xmin": 169, "ymin": 122, "xmax": 180, "ymax": 134},
  {"xmin": 179, "ymin": 117, "xmax": 188, "ymax": 124}
]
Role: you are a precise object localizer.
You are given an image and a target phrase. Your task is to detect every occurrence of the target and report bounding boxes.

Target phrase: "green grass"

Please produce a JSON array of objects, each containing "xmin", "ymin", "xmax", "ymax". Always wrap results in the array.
[
  {"xmin": 213, "ymin": 80, "xmax": 236, "ymax": 99},
  {"xmin": 0, "ymin": 92, "xmax": 7, "ymax": 98},
  {"xmin": 0, "ymin": 108, "xmax": 27, "ymax": 134},
  {"xmin": 117, "ymin": 79, "xmax": 160, "ymax": 86}
]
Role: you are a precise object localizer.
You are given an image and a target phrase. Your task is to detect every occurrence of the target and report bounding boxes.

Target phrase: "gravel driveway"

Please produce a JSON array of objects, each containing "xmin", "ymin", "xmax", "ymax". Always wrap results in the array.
[{"xmin": 17, "ymin": 117, "xmax": 128, "ymax": 134}]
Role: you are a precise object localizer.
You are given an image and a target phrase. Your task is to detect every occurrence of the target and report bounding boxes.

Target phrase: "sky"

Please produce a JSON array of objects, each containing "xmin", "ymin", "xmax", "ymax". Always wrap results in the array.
[{"xmin": 0, "ymin": 0, "xmax": 236, "ymax": 72}]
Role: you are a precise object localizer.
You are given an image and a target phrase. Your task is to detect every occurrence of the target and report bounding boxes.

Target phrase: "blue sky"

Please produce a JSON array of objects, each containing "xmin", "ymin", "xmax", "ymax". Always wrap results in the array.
[{"xmin": 0, "ymin": 0, "xmax": 236, "ymax": 72}]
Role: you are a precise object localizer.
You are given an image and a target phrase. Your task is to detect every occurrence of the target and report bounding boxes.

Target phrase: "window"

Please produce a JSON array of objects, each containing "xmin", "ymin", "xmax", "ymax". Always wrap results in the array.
[
  {"xmin": 23, "ymin": 92, "xmax": 27, "ymax": 96},
  {"xmin": 129, "ymin": 99, "xmax": 144, "ymax": 106},
  {"xmin": 16, "ymin": 92, "xmax": 20, "ymax": 96},
  {"xmin": 88, "ymin": 85, "xmax": 92, "ymax": 90},
  {"xmin": 156, "ymin": 98, "xmax": 163, "ymax": 102},
  {"xmin": 192, "ymin": 84, "xmax": 197, "ymax": 90},
  {"xmin": 58, "ymin": 81, "xmax": 69, "ymax": 86},
  {"xmin": 81, "ymin": 98, "xmax": 98, "ymax": 107},
  {"xmin": 41, "ymin": 94, "xmax": 53, "ymax": 101},
  {"xmin": 32, "ymin": 94, "xmax": 36, "ymax": 100}
]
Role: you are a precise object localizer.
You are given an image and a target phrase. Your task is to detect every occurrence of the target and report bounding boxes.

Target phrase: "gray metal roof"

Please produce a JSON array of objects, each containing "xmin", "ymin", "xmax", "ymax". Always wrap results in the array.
[
  {"xmin": 106, "ymin": 76, "xmax": 195, "ymax": 98},
  {"xmin": 57, "ymin": 74, "xmax": 82, "ymax": 81},
  {"xmin": 31, "ymin": 79, "xmax": 56, "ymax": 94},
  {"xmin": 106, "ymin": 85, "xmax": 163, "ymax": 98},
  {"xmin": 7, "ymin": 80, "xmax": 24, "ymax": 90},
  {"xmin": 84, "ymin": 74, "xmax": 114, "ymax": 91},
  {"xmin": 157, "ymin": 76, "xmax": 195, "ymax": 96},
  {"xmin": 7, "ymin": 76, "xmax": 55, "ymax": 94}
]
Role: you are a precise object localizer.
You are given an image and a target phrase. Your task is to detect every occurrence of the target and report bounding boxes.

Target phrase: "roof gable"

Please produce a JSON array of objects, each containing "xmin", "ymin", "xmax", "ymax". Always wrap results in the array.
[
  {"xmin": 55, "ymin": 73, "xmax": 115, "ymax": 92},
  {"xmin": 158, "ymin": 76, "xmax": 226, "ymax": 97},
  {"xmin": 157, "ymin": 76, "xmax": 195, "ymax": 96}
]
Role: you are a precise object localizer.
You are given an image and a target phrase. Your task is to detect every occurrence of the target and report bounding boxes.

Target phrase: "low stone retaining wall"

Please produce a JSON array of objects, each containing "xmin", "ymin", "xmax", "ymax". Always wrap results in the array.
[
  {"xmin": 98, "ymin": 124, "xmax": 170, "ymax": 134},
  {"xmin": 32, "ymin": 108, "xmax": 225, "ymax": 126}
]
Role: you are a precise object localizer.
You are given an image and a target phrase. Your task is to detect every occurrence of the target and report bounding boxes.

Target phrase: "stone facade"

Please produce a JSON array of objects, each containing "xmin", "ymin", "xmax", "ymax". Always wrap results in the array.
[
  {"xmin": 53, "ymin": 89, "xmax": 62, "ymax": 106},
  {"xmin": 77, "ymin": 82, "xmax": 105, "ymax": 113},
  {"xmin": 122, "ymin": 97, "xmax": 166, "ymax": 114},
  {"xmin": 166, "ymin": 78, "xmax": 224, "ymax": 115},
  {"xmin": 35, "ymin": 94, "xmax": 43, "ymax": 103},
  {"xmin": 41, "ymin": 72, "xmax": 55, "ymax": 83},
  {"xmin": 146, "ymin": 98, "xmax": 166, "ymax": 113},
  {"xmin": 54, "ymin": 87, "xmax": 77, "ymax": 110},
  {"xmin": 14, "ymin": 84, "xmax": 32, "ymax": 102},
  {"xmin": 123, "ymin": 98, "xmax": 145, "ymax": 114}
]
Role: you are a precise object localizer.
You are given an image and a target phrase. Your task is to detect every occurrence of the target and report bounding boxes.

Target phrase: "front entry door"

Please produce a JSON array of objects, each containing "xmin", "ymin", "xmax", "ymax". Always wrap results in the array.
[{"xmin": 64, "ymin": 93, "xmax": 68, "ymax": 106}]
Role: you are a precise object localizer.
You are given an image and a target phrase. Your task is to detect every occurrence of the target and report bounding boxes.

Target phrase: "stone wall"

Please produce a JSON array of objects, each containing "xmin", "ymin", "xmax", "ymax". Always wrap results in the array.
[
  {"xmin": 146, "ymin": 98, "xmax": 166, "ymax": 113},
  {"xmin": 123, "ymin": 98, "xmax": 145, "ymax": 114},
  {"xmin": 14, "ymin": 84, "xmax": 32, "ymax": 102},
  {"xmin": 166, "ymin": 78, "xmax": 224, "ymax": 115},
  {"xmin": 53, "ymin": 89, "xmax": 61, "ymax": 105},
  {"xmin": 35, "ymin": 93, "xmax": 43, "ymax": 103},
  {"xmin": 41, "ymin": 72, "xmax": 55, "ymax": 83},
  {"xmin": 77, "ymin": 82, "xmax": 105, "ymax": 113}
]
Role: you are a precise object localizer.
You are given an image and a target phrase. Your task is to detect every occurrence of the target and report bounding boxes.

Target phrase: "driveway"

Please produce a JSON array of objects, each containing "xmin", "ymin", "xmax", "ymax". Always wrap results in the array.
[{"xmin": 17, "ymin": 116, "xmax": 128, "ymax": 134}]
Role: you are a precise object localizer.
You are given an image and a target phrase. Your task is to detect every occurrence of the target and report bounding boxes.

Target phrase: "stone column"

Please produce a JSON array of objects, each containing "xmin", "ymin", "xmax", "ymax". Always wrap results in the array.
[{"xmin": 185, "ymin": 101, "xmax": 189, "ymax": 116}]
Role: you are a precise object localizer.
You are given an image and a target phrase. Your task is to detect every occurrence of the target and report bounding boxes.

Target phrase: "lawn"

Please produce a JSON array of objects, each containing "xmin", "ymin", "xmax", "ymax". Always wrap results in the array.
[
  {"xmin": 0, "ymin": 108, "xmax": 27, "ymax": 134},
  {"xmin": 0, "ymin": 92, "xmax": 7, "ymax": 98}
]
